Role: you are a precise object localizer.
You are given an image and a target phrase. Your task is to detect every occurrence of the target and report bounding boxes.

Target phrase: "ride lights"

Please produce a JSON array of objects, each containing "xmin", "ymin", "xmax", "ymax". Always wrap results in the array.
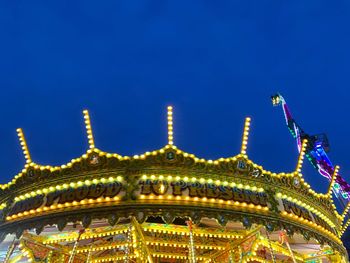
[
  {"xmin": 282, "ymin": 212, "xmax": 341, "ymax": 244},
  {"xmin": 13, "ymin": 176, "xmax": 124, "ymax": 204},
  {"xmin": 240, "ymin": 117, "xmax": 251, "ymax": 156},
  {"xmin": 7, "ymin": 195, "xmax": 121, "ymax": 221}
]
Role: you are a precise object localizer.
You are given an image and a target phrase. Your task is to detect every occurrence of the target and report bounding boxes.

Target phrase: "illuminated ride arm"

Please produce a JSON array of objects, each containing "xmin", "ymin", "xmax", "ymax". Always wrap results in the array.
[
  {"xmin": 271, "ymin": 93, "xmax": 350, "ymax": 199},
  {"xmin": 271, "ymin": 94, "xmax": 304, "ymax": 152}
]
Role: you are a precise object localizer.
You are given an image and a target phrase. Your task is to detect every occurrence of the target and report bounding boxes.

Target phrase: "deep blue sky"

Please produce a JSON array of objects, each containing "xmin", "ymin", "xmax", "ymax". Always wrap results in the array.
[{"xmin": 0, "ymin": 1, "xmax": 350, "ymax": 198}]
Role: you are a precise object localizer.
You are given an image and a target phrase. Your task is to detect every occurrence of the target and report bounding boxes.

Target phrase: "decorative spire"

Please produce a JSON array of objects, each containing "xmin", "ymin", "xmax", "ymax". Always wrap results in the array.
[
  {"xmin": 327, "ymin": 166, "xmax": 339, "ymax": 197},
  {"xmin": 342, "ymin": 219, "xmax": 350, "ymax": 235},
  {"xmin": 295, "ymin": 139, "xmax": 308, "ymax": 174},
  {"xmin": 339, "ymin": 170, "xmax": 350, "ymax": 220},
  {"xmin": 341, "ymin": 203, "xmax": 350, "ymax": 222},
  {"xmin": 167, "ymin": 106, "xmax": 174, "ymax": 145},
  {"xmin": 16, "ymin": 128, "xmax": 32, "ymax": 164},
  {"xmin": 240, "ymin": 117, "xmax": 251, "ymax": 156},
  {"xmin": 83, "ymin": 110, "xmax": 95, "ymax": 149}
]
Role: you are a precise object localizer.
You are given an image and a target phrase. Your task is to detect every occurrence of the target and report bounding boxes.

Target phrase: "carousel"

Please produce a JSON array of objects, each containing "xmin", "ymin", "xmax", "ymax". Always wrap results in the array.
[{"xmin": 0, "ymin": 106, "xmax": 348, "ymax": 262}]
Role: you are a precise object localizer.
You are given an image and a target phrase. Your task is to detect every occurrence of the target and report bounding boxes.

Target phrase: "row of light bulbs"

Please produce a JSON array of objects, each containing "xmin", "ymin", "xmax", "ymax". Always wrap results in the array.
[
  {"xmin": 14, "ymin": 176, "xmax": 123, "ymax": 203},
  {"xmin": 7, "ymin": 195, "xmax": 121, "ymax": 221},
  {"xmin": 8, "ymin": 187, "xmax": 340, "ymax": 248},
  {"xmin": 141, "ymin": 174, "xmax": 265, "ymax": 192},
  {"xmin": 281, "ymin": 211, "xmax": 342, "ymax": 245},
  {"xmin": 143, "ymin": 224, "xmax": 243, "ymax": 239},
  {"xmin": 140, "ymin": 194, "xmax": 269, "ymax": 212},
  {"xmin": 0, "ymin": 144, "xmax": 337, "ymax": 215},
  {"xmin": 43, "ymin": 228, "xmax": 128, "ymax": 245},
  {"xmin": 146, "ymin": 241, "xmax": 226, "ymax": 250},
  {"xmin": 276, "ymin": 192, "xmax": 337, "ymax": 229}
]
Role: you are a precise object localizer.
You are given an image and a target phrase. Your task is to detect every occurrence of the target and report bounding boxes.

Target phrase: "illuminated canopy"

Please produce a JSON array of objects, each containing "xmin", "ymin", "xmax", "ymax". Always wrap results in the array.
[{"xmin": 0, "ymin": 107, "xmax": 347, "ymax": 262}]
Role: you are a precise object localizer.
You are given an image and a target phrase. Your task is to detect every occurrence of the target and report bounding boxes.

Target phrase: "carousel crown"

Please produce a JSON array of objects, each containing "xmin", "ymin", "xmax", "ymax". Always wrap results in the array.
[{"xmin": 0, "ymin": 106, "xmax": 348, "ymax": 258}]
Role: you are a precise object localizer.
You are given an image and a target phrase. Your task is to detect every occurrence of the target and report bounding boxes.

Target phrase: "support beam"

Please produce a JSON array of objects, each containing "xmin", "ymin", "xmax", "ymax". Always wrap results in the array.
[
  {"xmin": 265, "ymin": 230, "xmax": 276, "ymax": 263},
  {"xmin": 131, "ymin": 217, "xmax": 154, "ymax": 263},
  {"xmin": 8, "ymin": 254, "xmax": 23, "ymax": 263},
  {"xmin": 254, "ymin": 237, "xmax": 303, "ymax": 262},
  {"xmin": 4, "ymin": 237, "xmax": 17, "ymax": 263},
  {"xmin": 209, "ymin": 225, "xmax": 262, "ymax": 261},
  {"xmin": 21, "ymin": 233, "xmax": 87, "ymax": 261}
]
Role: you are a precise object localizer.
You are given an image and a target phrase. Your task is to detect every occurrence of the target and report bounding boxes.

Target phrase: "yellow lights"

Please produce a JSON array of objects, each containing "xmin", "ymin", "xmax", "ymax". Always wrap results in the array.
[
  {"xmin": 139, "ymin": 194, "xmax": 268, "ymax": 213},
  {"xmin": 282, "ymin": 211, "xmax": 342, "ymax": 244},
  {"xmin": 152, "ymin": 253, "xmax": 207, "ymax": 261},
  {"xmin": 18, "ymin": 241, "xmax": 34, "ymax": 263},
  {"xmin": 92, "ymin": 255, "xmax": 136, "ymax": 263},
  {"xmin": 328, "ymin": 165, "xmax": 339, "ymax": 198},
  {"xmin": 142, "ymin": 223, "xmax": 243, "ymax": 239},
  {"xmin": 240, "ymin": 117, "xmax": 251, "ymax": 156},
  {"xmin": 159, "ymin": 184, "xmax": 165, "ymax": 194},
  {"xmin": 76, "ymin": 242, "xmax": 130, "ymax": 253},
  {"xmin": 341, "ymin": 219, "xmax": 350, "ymax": 235},
  {"xmin": 18, "ymin": 218, "xmax": 343, "ymax": 263},
  {"xmin": 16, "ymin": 128, "xmax": 32, "ymax": 164},
  {"xmin": 276, "ymin": 192, "xmax": 337, "ymax": 228},
  {"xmin": 7, "ymin": 195, "xmax": 121, "ymax": 221},
  {"xmin": 12, "ymin": 176, "xmax": 124, "ymax": 209},
  {"xmin": 83, "ymin": 109, "xmax": 95, "ymax": 149},
  {"xmin": 341, "ymin": 205, "xmax": 350, "ymax": 223},
  {"xmin": 0, "ymin": 110, "xmax": 339, "ymax": 210},
  {"xmin": 295, "ymin": 139, "xmax": 308, "ymax": 174},
  {"xmin": 0, "ymin": 113, "xmax": 345, "ymax": 250},
  {"xmin": 43, "ymin": 228, "xmax": 129, "ymax": 245},
  {"xmin": 243, "ymin": 256, "xmax": 267, "ymax": 263},
  {"xmin": 140, "ymin": 174, "xmax": 265, "ymax": 193},
  {"xmin": 146, "ymin": 241, "xmax": 226, "ymax": 251},
  {"xmin": 167, "ymin": 105, "xmax": 174, "ymax": 145}
]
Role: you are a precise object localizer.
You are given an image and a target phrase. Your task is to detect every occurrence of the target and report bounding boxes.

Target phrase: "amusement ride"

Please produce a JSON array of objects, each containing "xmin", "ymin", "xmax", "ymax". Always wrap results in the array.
[{"xmin": 0, "ymin": 95, "xmax": 348, "ymax": 262}]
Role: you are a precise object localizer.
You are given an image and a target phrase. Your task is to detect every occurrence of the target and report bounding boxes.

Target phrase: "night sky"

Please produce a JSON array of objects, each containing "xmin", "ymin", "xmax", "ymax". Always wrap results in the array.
[{"xmin": 1, "ymin": 0, "xmax": 350, "ymax": 243}]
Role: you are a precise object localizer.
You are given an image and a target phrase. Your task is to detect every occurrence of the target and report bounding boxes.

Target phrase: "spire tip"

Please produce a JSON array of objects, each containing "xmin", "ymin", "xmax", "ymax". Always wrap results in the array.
[
  {"xmin": 16, "ymin": 128, "xmax": 32, "ymax": 164},
  {"xmin": 83, "ymin": 110, "xmax": 95, "ymax": 149},
  {"xmin": 240, "ymin": 117, "xmax": 251, "ymax": 156},
  {"xmin": 167, "ymin": 106, "xmax": 174, "ymax": 145}
]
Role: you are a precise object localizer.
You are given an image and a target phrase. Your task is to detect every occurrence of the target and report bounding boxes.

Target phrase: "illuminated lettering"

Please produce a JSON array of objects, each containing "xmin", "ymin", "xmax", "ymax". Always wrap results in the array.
[{"xmin": 171, "ymin": 181, "xmax": 187, "ymax": 196}]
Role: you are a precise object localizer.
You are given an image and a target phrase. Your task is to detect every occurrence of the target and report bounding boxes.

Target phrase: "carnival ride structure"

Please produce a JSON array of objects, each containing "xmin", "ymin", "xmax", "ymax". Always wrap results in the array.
[
  {"xmin": 271, "ymin": 94, "xmax": 350, "ymax": 206},
  {"xmin": 0, "ymin": 105, "xmax": 348, "ymax": 262}
]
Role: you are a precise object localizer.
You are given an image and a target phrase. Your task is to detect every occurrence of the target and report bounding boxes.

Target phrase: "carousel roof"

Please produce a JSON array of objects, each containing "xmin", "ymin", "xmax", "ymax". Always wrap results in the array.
[{"xmin": 0, "ymin": 106, "xmax": 347, "ymax": 262}]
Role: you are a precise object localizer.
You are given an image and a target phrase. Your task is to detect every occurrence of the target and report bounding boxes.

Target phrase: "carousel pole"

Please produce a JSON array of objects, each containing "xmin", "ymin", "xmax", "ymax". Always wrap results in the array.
[
  {"xmin": 279, "ymin": 231, "xmax": 297, "ymax": 263},
  {"xmin": 4, "ymin": 237, "xmax": 17, "ymax": 263},
  {"xmin": 186, "ymin": 219, "xmax": 196, "ymax": 263},
  {"xmin": 265, "ymin": 230, "xmax": 276, "ymax": 263},
  {"xmin": 124, "ymin": 223, "xmax": 133, "ymax": 263},
  {"xmin": 86, "ymin": 243, "xmax": 93, "ymax": 263},
  {"xmin": 238, "ymin": 245, "xmax": 243, "ymax": 263},
  {"xmin": 68, "ymin": 229, "xmax": 85, "ymax": 263},
  {"xmin": 131, "ymin": 217, "xmax": 154, "ymax": 263},
  {"xmin": 285, "ymin": 241, "xmax": 297, "ymax": 263}
]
